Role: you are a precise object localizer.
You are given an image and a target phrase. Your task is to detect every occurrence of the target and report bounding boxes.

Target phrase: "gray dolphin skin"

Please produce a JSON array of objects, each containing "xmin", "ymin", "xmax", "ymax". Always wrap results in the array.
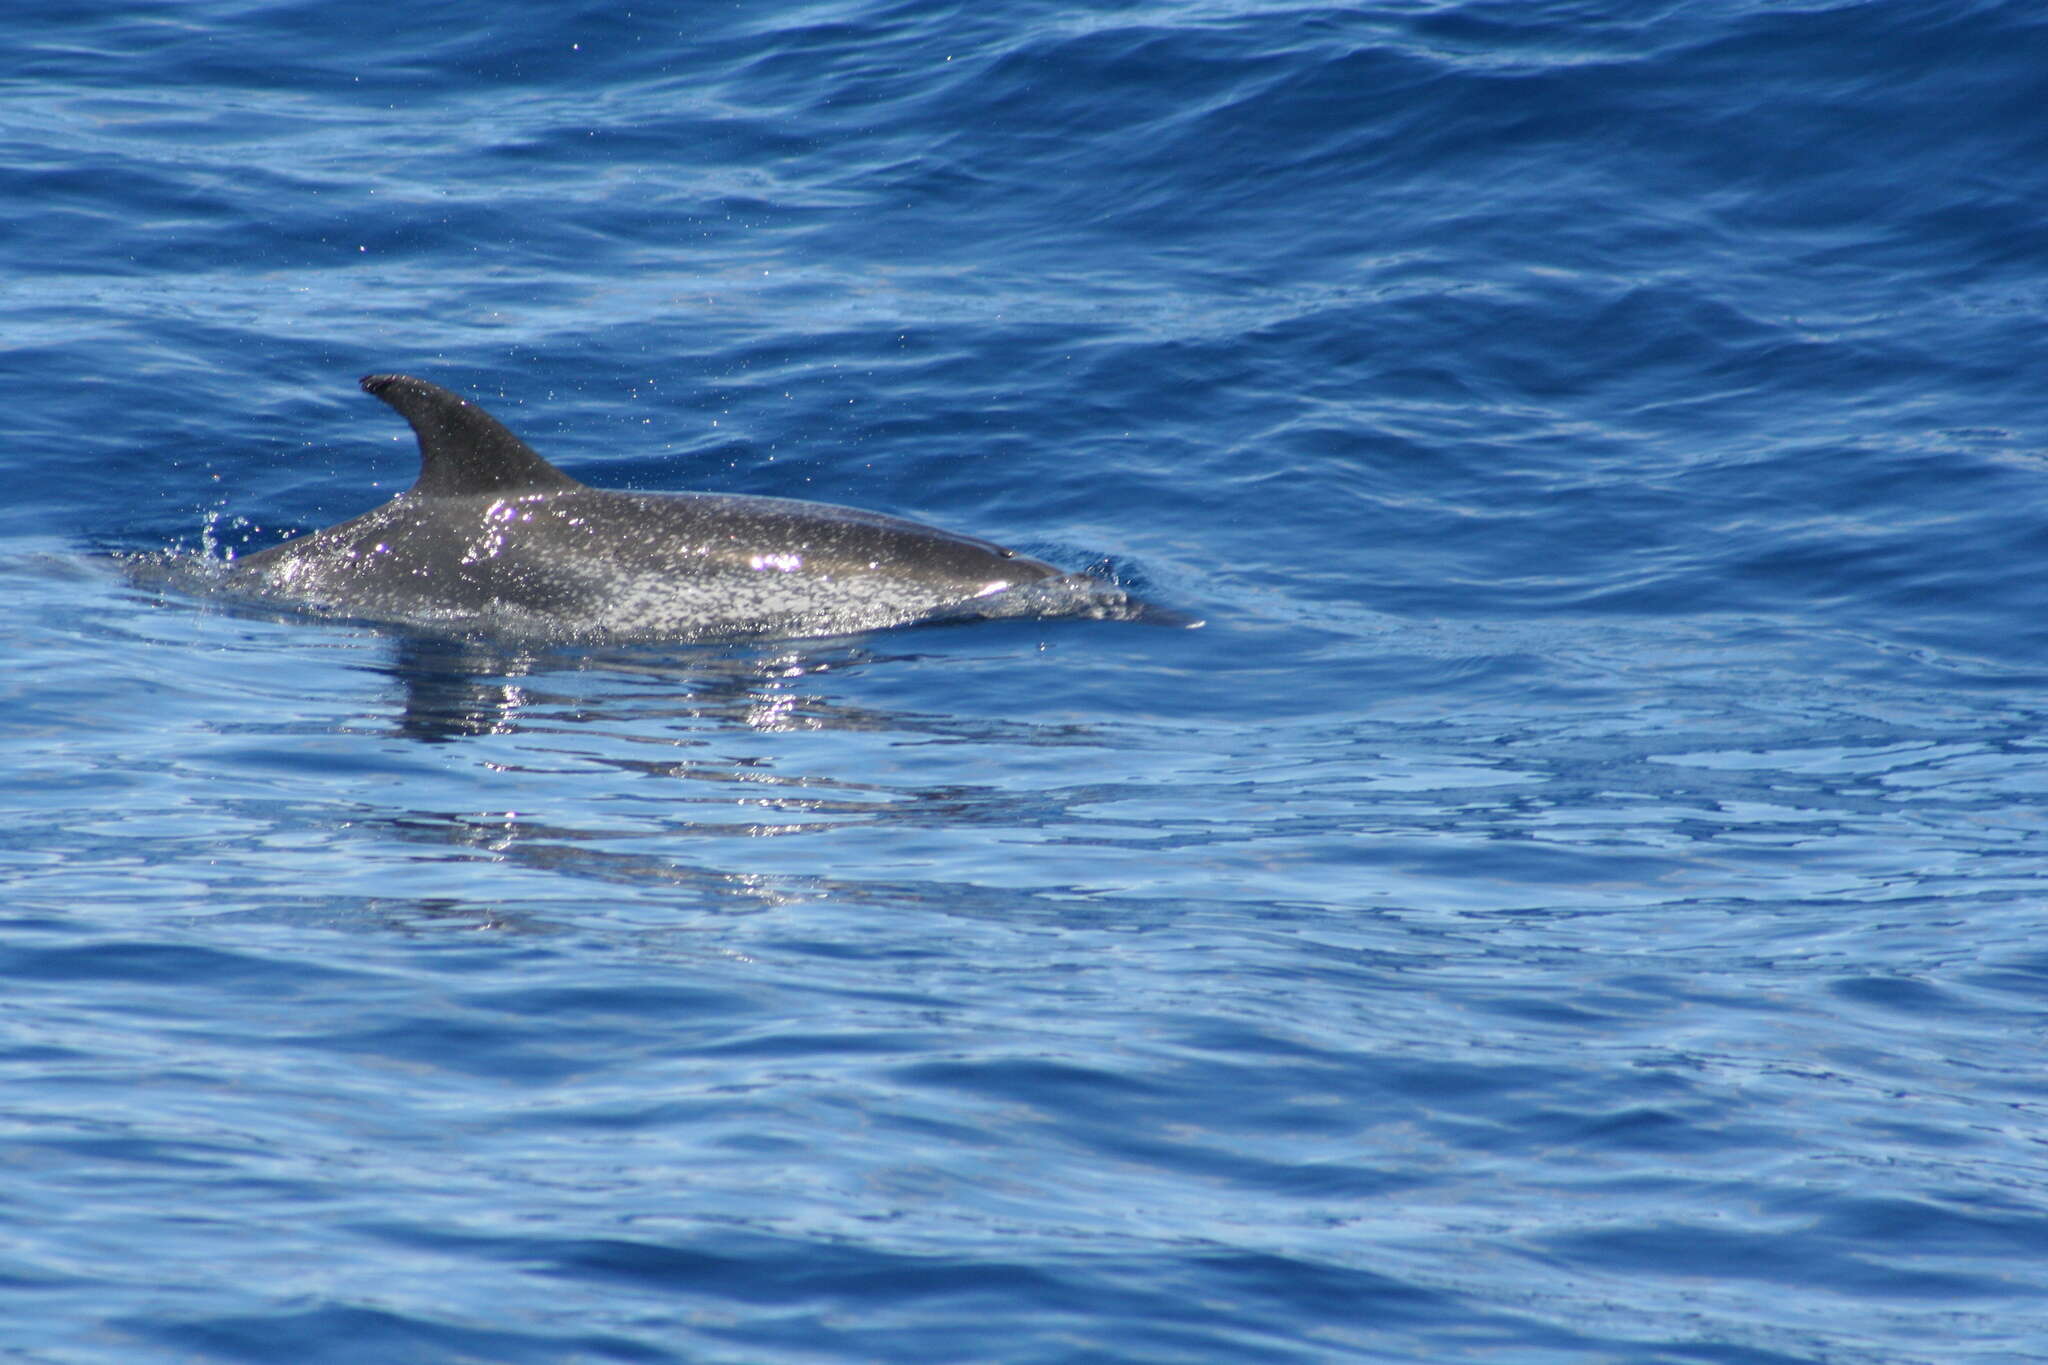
[{"xmin": 227, "ymin": 374, "xmax": 1162, "ymax": 642}]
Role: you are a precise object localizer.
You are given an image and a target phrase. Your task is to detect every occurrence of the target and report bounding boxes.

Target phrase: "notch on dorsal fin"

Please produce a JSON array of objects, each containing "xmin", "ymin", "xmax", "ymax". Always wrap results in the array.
[{"xmin": 361, "ymin": 374, "xmax": 585, "ymax": 497}]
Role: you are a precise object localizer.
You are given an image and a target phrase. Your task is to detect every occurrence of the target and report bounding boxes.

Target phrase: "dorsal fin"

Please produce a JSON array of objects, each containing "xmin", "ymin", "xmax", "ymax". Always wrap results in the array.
[{"xmin": 361, "ymin": 374, "xmax": 584, "ymax": 497}]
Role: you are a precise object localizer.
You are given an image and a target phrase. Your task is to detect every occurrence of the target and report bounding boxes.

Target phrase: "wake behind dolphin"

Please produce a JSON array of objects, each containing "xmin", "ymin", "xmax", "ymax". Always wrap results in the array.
[{"xmin": 213, "ymin": 375, "xmax": 1184, "ymax": 643}]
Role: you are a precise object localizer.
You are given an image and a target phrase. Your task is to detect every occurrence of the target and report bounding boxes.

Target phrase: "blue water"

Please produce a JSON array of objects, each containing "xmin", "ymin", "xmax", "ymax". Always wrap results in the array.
[{"xmin": 7, "ymin": 1, "xmax": 2048, "ymax": 1360}]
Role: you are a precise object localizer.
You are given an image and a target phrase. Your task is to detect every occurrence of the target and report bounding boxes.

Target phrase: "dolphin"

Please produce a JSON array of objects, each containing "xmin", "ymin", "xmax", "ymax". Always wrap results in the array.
[{"xmin": 224, "ymin": 374, "xmax": 1174, "ymax": 642}]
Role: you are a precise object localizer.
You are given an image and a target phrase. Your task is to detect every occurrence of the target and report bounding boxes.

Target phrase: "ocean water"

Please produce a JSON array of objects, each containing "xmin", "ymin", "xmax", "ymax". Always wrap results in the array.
[{"xmin": 7, "ymin": 1, "xmax": 2048, "ymax": 1360}]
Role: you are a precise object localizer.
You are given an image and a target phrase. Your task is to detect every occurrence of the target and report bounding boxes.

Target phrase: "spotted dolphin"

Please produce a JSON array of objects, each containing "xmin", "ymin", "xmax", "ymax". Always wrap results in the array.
[{"xmin": 225, "ymin": 374, "xmax": 1174, "ymax": 642}]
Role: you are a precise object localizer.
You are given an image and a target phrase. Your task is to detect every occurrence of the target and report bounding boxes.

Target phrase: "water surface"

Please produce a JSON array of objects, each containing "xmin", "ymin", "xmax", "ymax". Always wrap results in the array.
[{"xmin": 6, "ymin": 2, "xmax": 2048, "ymax": 1361}]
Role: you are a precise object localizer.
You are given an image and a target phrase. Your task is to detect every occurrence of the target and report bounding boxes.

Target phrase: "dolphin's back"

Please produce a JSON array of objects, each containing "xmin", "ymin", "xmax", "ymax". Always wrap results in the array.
[
  {"xmin": 235, "ymin": 483, "xmax": 1065, "ymax": 640},
  {"xmin": 223, "ymin": 374, "xmax": 1165, "ymax": 642}
]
